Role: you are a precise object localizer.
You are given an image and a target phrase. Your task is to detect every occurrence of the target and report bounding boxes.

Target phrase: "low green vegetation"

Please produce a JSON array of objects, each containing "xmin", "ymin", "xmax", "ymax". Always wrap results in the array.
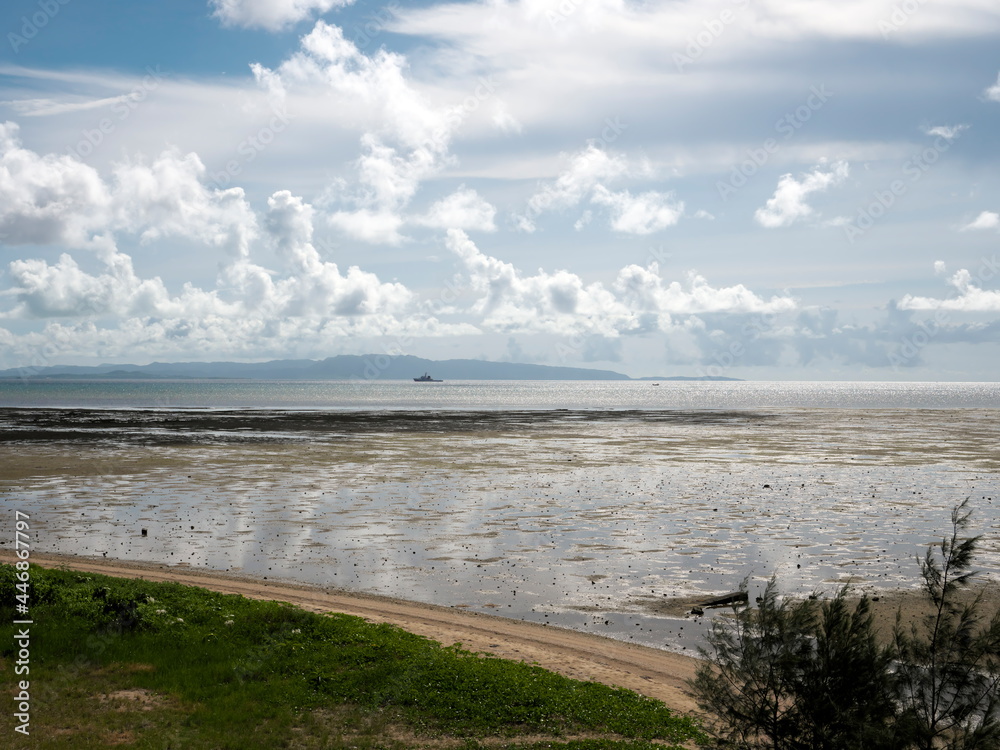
[
  {"xmin": 0, "ymin": 565, "xmax": 704, "ymax": 749},
  {"xmin": 692, "ymin": 500, "xmax": 1000, "ymax": 750}
]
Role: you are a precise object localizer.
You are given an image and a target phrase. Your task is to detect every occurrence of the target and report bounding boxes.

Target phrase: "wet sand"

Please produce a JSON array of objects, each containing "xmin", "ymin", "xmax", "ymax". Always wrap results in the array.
[{"xmin": 1, "ymin": 407, "xmax": 998, "ymax": 654}]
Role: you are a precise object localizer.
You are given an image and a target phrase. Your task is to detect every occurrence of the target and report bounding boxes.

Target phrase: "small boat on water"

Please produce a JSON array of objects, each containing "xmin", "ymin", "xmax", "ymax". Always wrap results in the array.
[{"xmin": 413, "ymin": 373, "xmax": 443, "ymax": 382}]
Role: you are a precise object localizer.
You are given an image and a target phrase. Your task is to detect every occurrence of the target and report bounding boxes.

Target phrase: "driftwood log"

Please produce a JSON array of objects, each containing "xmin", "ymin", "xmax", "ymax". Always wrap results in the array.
[{"xmin": 700, "ymin": 591, "xmax": 749, "ymax": 608}]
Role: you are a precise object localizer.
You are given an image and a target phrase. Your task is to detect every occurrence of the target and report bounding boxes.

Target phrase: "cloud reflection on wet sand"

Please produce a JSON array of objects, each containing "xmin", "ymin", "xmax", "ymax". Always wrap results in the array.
[{"xmin": 1, "ymin": 407, "xmax": 997, "ymax": 653}]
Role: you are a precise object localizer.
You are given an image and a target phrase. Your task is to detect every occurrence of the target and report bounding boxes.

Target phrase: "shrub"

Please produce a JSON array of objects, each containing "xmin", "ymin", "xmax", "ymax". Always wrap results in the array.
[
  {"xmin": 893, "ymin": 500, "xmax": 1000, "ymax": 750},
  {"xmin": 692, "ymin": 579, "xmax": 897, "ymax": 749},
  {"xmin": 692, "ymin": 500, "xmax": 1000, "ymax": 750}
]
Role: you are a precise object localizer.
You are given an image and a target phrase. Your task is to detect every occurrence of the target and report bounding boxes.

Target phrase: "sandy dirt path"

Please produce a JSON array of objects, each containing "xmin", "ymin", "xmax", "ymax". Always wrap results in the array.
[{"xmin": 4, "ymin": 552, "xmax": 703, "ymax": 715}]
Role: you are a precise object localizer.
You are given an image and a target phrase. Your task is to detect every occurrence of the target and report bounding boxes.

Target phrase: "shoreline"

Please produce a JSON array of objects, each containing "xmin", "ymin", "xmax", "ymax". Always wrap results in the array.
[
  {"xmin": 0, "ymin": 550, "xmax": 705, "ymax": 715},
  {"xmin": 2, "ymin": 404, "xmax": 996, "ymax": 717},
  {"xmin": 4, "ymin": 550, "xmax": 998, "ymax": 720}
]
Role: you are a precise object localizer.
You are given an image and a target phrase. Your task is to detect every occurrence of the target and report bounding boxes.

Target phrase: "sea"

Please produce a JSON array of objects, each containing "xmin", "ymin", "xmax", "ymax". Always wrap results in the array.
[
  {"xmin": 1, "ymin": 378, "xmax": 999, "ymax": 410},
  {"xmin": 1, "ymin": 379, "xmax": 998, "ymax": 654}
]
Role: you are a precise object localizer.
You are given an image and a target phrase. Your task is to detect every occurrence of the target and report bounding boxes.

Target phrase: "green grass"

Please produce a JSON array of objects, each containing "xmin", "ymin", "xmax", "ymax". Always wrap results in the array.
[{"xmin": 0, "ymin": 565, "xmax": 704, "ymax": 749}]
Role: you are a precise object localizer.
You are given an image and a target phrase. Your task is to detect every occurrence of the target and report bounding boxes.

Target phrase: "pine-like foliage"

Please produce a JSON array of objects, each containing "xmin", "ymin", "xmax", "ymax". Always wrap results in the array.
[
  {"xmin": 798, "ymin": 592, "xmax": 900, "ymax": 749},
  {"xmin": 692, "ymin": 500, "xmax": 1000, "ymax": 750},
  {"xmin": 693, "ymin": 579, "xmax": 896, "ymax": 749},
  {"xmin": 893, "ymin": 500, "xmax": 1000, "ymax": 750}
]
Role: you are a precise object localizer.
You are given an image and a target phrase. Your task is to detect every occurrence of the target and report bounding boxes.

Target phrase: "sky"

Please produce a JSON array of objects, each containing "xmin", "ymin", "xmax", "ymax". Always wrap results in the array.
[{"xmin": 1, "ymin": 0, "xmax": 999, "ymax": 379}]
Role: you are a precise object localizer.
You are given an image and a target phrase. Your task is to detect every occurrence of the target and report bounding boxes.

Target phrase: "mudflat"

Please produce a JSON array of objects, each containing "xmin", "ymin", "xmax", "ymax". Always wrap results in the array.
[{"xmin": 2, "ymin": 407, "xmax": 998, "ymax": 655}]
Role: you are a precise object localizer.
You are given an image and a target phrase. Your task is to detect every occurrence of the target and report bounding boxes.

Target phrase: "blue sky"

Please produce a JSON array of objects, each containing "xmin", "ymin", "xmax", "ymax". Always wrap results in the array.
[{"xmin": 1, "ymin": 0, "xmax": 999, "ymax": 379}]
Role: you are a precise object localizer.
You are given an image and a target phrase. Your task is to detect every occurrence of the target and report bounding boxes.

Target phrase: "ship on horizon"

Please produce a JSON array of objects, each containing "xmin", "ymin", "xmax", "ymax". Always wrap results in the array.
[{"xmin": 413, "ymin": 372, "xmax": 443, "ymax": 382}]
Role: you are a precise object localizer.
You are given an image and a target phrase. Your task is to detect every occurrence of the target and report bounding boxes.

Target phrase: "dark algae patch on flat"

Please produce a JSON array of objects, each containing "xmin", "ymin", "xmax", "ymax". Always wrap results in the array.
[
  {"xmin": 0, "ymin": 407, "xmax": 775, "ymax": 445},
  {"xmin": 0, "ymin": 565, "xmax": 704, "ymax": 749}
]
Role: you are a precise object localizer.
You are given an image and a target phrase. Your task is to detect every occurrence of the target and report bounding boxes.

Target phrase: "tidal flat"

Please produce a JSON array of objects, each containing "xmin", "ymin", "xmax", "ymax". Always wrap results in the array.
[{"xmin": 1, "ymin": 407, "xmax": 997, "ymax": 653}]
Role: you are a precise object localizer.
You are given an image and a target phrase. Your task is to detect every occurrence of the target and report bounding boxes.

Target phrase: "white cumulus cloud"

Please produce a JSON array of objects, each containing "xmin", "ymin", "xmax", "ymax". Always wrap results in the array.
[
  {"xmin": 446, "ymin": 228, "xmax": 631, "ymax": 335},
  {"xmin": 265, "ymin": 190, "xmax": 412, "ymax": 316},
  {"xmin": 0, "ymin": 121, "xmax": 259, "ymax": 257},
  {"xmin": 0, "ymin": 129, "xmax": 456, "ymax": 356},
  {"xmin": 514, "ymin": 144, "xmax": 629, "ymax": 232},
  {"xmin": 613, "ymin": 263, "xmax": 797, "ymax": 315},
  {"xmin": 960, "ymin": 211, "xmax": 1000, "ymax": 231},
  {"xmin": 210, "ymin": 0, "xmax": 354, "ymax": 31},
  {"xmin": 415, "ymin": 187, "xmax": 497, "ymax": 232},
  {"xmin": 921, "ymin": 124, "xmax": 969, "ymax": 140},
  {"xmin": 514, "ymin": 144, "xmax": 683, "ymax": 234},
  {"xmin": 591, "ymin": 186, "xmax": 684, "ymax": 235},
  {"xmin": 0, "ymin": 122, "xmax": 111, "ymax": 247},
  {"xmin": 446, "ymin": 229, "xmax": 797, "ymax": 337},
  {"xmin": 984, "ymin": 72, "xmax": 1000, "ymax": 102},
  {"xmin": 754, "ymin": 160, "xmax": 849, "ymax": 228},
  {"xmin": 112, "ymin": 148, "xmax": 259, "ymax": 258},
  {"xmin": 327, "ymin": 208, "xmax": 406, "ymax": 246},
  {"xmin": 899, "ymin": 268, "xmax": 1000, "ymax": 312},
  {"xmin": 7, "ymin": 249, "xmax": 173, "ymax": 319},
  {"xmin": 255, "ymin": 21, "xmax": 484, "ymax": 244}
]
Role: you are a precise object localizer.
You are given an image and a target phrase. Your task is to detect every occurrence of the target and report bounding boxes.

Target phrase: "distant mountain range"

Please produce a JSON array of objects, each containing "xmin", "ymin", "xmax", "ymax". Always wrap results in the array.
[{"xmin": 0, "ymin": 355, "xmax": 740, "ymax": 382}]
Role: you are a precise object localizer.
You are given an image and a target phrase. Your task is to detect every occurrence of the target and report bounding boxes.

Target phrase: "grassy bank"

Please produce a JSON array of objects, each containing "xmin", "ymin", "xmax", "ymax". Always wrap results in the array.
[{"xmin": 0, "ymin": 564, "xmax": 704, "ymax": 749}]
